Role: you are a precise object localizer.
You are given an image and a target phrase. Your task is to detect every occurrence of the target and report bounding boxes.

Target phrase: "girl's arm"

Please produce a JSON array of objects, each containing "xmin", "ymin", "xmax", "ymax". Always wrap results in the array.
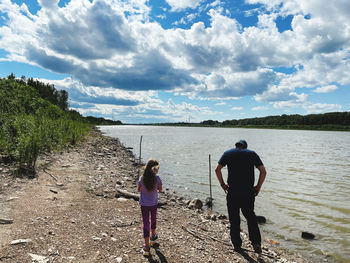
[
  {"xmin": 138, "ymin": 185, "xmax": 142, "ymax": 192},
  {"xmin": 158, "ymin": 185, "xmax": 162, "ymax": 192}
]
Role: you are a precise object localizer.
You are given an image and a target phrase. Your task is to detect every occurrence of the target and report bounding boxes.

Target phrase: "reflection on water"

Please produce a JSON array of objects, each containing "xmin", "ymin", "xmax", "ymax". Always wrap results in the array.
[{"xmin": 99, "ymin": 126, "xmax": 350, "ymax": 263}]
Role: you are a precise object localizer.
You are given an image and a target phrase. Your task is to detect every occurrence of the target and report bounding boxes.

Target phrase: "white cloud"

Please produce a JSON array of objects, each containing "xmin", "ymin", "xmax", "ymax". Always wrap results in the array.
[
  {"xmin": 252, "ymin": 106, "xmax": 269, "ymax": 111},
  {"xmin": 303, "ymin": 103, "xmax": 342, "ymax": 114},
  {"xmin": 270, "ymin": 92, "xmax": 308, "ymax": 108},
  {"xmin": 37, "ymin": 0, "xmax": 59, "ymax": 9},
  {"xmin": 37, "ymin": 77, "xmax": 223, "ymax": 122},
  {"xmin": 314, "ymin": 85, "xmax": 338, "ymax": 93},
  {"xmin": 231, "ymin": 107, "xmax": 243, "ymax": 111},
  {"xmin": 165, "ymin": 0, "xmax": 204, "ymax": 11},
  {"xmin": 44, "ymin": 77, "xmax": 148, "ymax": 106}
]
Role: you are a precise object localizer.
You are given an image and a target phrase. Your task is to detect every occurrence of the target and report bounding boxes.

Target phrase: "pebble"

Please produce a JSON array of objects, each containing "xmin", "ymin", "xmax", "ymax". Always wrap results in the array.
[
  {"xmin": 10, "ymin": 239, "xmax": 31, "ymax": 245},
  {"xmin": 28, "ymin": 253, "xmax": 49, "ymax": 263}
]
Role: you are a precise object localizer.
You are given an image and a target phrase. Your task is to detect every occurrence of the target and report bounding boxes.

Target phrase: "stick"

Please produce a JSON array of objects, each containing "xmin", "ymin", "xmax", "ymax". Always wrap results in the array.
[
  {"xmin": 209, "ymin": 154, "xmax": 212, "ymax": 201},
  {"xmin": 138, "ymin": 135, "xmax": 143, "ymax": 178},
  {"xmin": 181, "ymin": 226, "xmax": 204, "ymax": 240},
  {"xmin": 0, "ymin": 218, "xmax": 13, "ymax": 224},
  {"xmin": 139, "ymin": 135, "xmax": 143, "ymax": 164},
  {"xmin": 43, "ymin": 168, "xmax": 57, "ymax": 181},
  {"xmin": 113, "ymin": 222, "xmax": 133, "ymax": 227},
  {"xmin": 184, "ymin": 224, "xmax": 276, "ymax": 259}
]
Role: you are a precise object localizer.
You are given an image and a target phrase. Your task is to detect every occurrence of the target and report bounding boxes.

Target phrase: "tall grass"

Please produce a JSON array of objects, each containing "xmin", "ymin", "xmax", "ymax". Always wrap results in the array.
[{"xmin": 0, "ymin": 77, "xmax": 90, "ymax": 175}]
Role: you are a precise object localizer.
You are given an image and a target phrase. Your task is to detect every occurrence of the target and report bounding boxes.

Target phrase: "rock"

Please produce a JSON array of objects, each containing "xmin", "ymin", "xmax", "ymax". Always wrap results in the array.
[
  {"xmin": 301, "ymin": 231, "xmax": 315, "ymax": 239},
  {"xmin": 203, "ymin": 213, "xmax": 211, "ymax": 220},
  {"xmin": 188, "ymin": 198, "xmax": 203, "ymax": 209},
  {"xmin": 92, "ymin": 236, "xmax": 102, "ymax": 241},
  {"xmin": 115, "ymin": 257, "xmax": 123, "ymax": 263},
  {"xmin": 28, "ymin": 253, "xmax": 49, "ymax": 263},
  {"xmin": 0, "ymin": 218, "xmax": 13, "ymax": 224},
  {"xmin": 6, "ymin": 197, "xmax": 19, "ymax": 202},
  {"xmin": 117, "ymin": 197, "xmax": 128, "ymax": 202},
  {"xmin": 210, "ymin": 214, "xmax": 217, "ymax": 221},
  {"xmin": 10, "ymin": 239, "xmax": 31, "ymax": 245},
  {"xmin": 217, "ymin": 214, "xmax": 227, "ymax": 220},
  {"xmin": 268, "ymin": 239, "xmax": 280, "ymax": 245},
  {"xmin": 256, "ymin": 215, "xmax": 266, "ymax": 224},
  {"xmin": 205, "ymin": 197, "xmax": 213, "ymax": 207}
]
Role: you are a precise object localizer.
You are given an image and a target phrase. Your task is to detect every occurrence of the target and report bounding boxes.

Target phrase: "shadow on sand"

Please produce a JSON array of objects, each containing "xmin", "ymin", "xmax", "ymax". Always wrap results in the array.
[
  {"xmin": 234, "ymin": 248, "xmax": 268, "ymax": 263},
  {"xmin": 145, "ymin": 243, "xmax": 168, "ymax": 263}
]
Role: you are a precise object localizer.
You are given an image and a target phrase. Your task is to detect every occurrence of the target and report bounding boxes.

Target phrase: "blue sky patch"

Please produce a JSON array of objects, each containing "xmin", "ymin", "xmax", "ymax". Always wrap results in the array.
[{"xmin": 276, "ymin": 14, "xmax": 294, "ymax": 32}]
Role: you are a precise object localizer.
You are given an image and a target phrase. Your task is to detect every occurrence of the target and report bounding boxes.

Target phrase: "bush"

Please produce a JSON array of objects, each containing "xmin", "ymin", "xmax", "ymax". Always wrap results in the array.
[{"xmin": 0, "ymin": 77, "xmax": 90, "ymax": 175}]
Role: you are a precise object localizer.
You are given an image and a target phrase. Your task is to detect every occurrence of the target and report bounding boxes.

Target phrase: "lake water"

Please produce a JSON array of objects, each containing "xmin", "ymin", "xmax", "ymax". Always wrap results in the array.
[{"xmin": 99, "ymin": 125, "xmax": 350, "ymax": 263}]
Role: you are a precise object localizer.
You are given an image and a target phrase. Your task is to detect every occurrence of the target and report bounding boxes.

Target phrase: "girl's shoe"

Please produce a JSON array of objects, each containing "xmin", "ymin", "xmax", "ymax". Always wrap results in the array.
[
  {"xmin": 142, "ymin": 245, "xmax": 151, "ymax": 257},
  {"xmin": 150, "ymin": 234, "xmax": 158, "ymax": 246}
]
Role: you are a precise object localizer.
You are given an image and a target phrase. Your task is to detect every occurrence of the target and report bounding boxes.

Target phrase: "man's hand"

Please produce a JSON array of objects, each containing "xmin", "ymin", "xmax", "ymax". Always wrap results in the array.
[
  {"xmin": 221, "ymin": 183, "xmax": 229, "ymax": 193},
  {"xmin": 215, "ymin": 164, "xmax": 228, "ymax": 193},
  {"xmin": 254, "ymin": 165, "xmax": 266, "ymax": 196},
  {"xmin": 253, "ymin": 186, "xmax": 260, "ymax": 196}
]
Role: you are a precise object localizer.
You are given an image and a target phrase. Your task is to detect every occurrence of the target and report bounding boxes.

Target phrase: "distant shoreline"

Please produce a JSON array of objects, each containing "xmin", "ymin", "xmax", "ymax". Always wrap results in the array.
[{"xmin": 105, "ymin": 123, "xmax": 350, "ymax": 132}]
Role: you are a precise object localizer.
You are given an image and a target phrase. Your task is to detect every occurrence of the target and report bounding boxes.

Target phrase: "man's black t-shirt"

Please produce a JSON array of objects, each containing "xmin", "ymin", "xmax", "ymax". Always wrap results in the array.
[{"xmin": 218, "ymin": 148, "xmax": 263, "ymax": 194}]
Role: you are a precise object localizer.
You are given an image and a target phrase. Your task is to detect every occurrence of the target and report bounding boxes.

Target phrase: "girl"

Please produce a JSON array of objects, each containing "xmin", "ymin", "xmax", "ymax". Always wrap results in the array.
[{"xmin": 138, "ymin": 159, "xmax": 162, "ymax": 256}]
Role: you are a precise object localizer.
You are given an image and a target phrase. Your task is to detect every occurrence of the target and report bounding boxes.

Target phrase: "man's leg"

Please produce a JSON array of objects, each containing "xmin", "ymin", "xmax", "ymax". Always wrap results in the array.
[
  {"xmin": 227, "ymin": 193, "xmax": 242, "ymax": 249},
  {"xmin": 241, "ymin": 195, "xmax": 261, "ymax": 248}
]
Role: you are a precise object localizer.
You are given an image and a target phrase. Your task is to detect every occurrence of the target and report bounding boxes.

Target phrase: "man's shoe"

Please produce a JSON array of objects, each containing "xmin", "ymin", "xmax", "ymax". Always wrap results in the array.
[
  {"xmin": 232, "ymin": 243, "xmax": 242, "ymax": 252},
  {"xmin": 253, "ymin": 244, "xmax": 262, "ymax": 254}
]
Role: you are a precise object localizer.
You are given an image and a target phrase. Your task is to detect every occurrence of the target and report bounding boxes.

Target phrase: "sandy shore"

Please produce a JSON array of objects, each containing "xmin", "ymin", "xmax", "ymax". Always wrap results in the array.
[{"xmin": 0, "ymin": 127, "xmax": 312, "ymax": 262}]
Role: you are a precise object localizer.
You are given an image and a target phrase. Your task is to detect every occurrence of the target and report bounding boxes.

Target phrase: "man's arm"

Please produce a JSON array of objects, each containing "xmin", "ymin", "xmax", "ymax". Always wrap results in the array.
[
  {"xmin": 215, "ymin": 164, "xmax": 229, "ymax": 192},
  {"xmin": 254, "ymin": 165, "xmax": 266, "ymax": 196}
]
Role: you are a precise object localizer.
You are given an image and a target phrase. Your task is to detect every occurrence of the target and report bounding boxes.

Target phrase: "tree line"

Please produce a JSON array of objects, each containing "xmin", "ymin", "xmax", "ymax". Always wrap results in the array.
[
  {"xmin": 7, "ymin": 73, "xmax": 69, "ymax": 112},
  {"xmin": 200, "ymin": 112, "xmax": 350, "ymax": 130}
]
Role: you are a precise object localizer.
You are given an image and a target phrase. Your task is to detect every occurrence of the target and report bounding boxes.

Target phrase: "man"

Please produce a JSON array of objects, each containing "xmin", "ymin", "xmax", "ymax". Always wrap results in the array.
[{"xmin": 215, "ymin": 139, "xmax": 266, "ymax": 253}]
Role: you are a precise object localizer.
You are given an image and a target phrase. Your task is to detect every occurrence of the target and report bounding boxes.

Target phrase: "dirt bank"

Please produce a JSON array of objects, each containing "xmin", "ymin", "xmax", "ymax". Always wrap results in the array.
[{"xmin": 0, "ymin": 128, "xmax": 311, "ymax": 263}]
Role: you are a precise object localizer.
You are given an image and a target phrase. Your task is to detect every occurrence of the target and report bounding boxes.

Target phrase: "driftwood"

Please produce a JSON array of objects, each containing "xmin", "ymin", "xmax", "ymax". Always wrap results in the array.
[
  {"xmin": 115, "ymin": 188, "xmax": 167, "ymax": 207},
  {"xmin": 115, "ymin": 189, "xmax": 139, "ymax": 200},
  {"xmin": 0, "ymin": 218, "xmax": 13, "ymax": 224}
]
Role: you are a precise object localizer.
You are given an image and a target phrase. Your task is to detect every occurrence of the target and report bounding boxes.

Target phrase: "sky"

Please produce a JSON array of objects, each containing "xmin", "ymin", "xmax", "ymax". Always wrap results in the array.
[{"xmin": 0, "ymin": 0, "xmax": 349, "ymax": 123}]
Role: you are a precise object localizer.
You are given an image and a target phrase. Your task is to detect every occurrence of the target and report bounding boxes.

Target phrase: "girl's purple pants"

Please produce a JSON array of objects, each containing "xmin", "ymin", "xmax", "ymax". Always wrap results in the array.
[{"xmin": 141, "ymin": 205, "xmax": 157, "ymax": 238}]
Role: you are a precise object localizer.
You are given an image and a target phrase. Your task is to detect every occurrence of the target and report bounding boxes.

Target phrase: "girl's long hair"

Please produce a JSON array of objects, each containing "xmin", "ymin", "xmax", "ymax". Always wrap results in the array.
[{"xmin": 142, "ymin": 159, "xmax": 159, "ymax": 191}]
